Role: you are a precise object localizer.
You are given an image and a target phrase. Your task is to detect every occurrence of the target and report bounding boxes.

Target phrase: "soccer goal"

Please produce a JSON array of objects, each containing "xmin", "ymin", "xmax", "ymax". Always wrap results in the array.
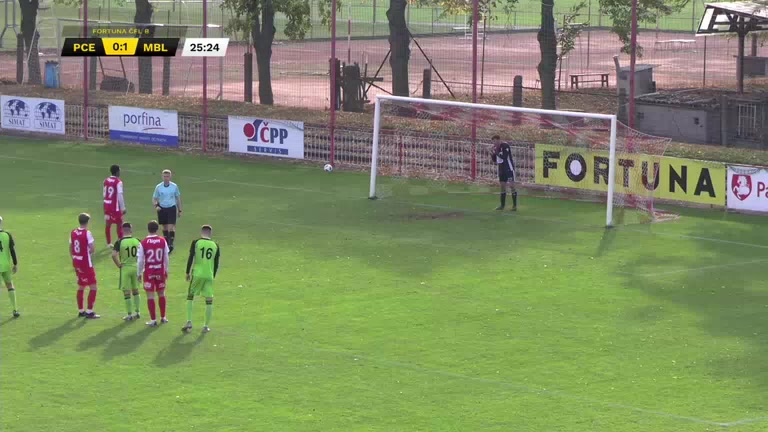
[{"xmin": 367, "ymin": 95, "xmax": 671, "ymax": 227}]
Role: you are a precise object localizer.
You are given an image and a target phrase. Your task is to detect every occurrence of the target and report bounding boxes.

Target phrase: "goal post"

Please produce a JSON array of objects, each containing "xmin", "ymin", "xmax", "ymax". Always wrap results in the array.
[{"xmin": 368, "ymin": 95, "xmax": 669, "ymax": 227}]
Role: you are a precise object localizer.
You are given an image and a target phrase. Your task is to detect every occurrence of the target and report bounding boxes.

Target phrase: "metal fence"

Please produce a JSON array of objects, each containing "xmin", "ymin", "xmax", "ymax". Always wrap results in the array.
[{"xmin": 0, "ymin": 0, "xmax": 759, "ymax": 114}]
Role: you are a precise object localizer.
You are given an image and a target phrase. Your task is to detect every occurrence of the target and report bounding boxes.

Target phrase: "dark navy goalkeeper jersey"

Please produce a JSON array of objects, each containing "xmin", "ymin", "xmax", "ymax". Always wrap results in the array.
[{"xmin": 493, "ymin": 143, "xmax": 516, "ymax": 173}]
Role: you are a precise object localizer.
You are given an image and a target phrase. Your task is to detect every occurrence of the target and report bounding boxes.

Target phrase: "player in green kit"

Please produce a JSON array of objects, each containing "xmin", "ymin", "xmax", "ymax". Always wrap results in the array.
[
  {"xmin": 0, "ymin": 217, "xmax": 20, "ymax": 318},
  {"xmin": 111, "ymin": 222, "xmax": 142, "ymax": 321},
  {"xmin": 182, "ymin": 225, "xmax": 220, "ymax": 333}
]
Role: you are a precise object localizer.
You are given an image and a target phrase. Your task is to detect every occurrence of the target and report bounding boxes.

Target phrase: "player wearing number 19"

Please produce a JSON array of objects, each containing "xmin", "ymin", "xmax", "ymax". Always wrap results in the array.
[
  {"xmin": 182, "ymin": 225, "xmax": 220, "ymax": 333},
  {"xmin": 111, "ymin": 223, "xmax": 142, "ymax": 321},
  {"xmin": 0, "ymin": 217, "xmax": 20, "ymax": 318}
]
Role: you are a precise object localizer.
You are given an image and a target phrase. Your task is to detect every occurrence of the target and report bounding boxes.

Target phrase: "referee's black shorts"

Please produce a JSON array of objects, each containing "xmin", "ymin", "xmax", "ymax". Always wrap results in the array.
[
  {"xmin": 498, "ymin": 166, "xmax": 516, "ymax": 183},
  {"xmin": 157, "ymin": 206, "xmax": 177, "ymax": 226}
]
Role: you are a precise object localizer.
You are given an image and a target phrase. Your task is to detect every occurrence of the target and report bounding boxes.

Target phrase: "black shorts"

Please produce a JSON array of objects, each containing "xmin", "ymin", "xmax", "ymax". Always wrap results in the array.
[
  {"xmin": 157, "ymin": 206, "xmax": 177, "ymax": 226},
  {"xmin": 498, "ymin": 166, "xmax": 516, "ymax": 183}
]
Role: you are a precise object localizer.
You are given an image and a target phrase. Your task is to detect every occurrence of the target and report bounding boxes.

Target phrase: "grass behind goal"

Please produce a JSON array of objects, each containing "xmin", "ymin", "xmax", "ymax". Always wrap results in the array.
[{"xmin": 2, "ymin": 139, "xmax": 768, "ymax": 431}]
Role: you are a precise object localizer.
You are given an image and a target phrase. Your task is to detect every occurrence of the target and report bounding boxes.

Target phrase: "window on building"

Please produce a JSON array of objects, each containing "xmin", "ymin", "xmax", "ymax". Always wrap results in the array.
[{"xmin": 737, "ymin": 103, "xmax": 761, "ymax": 140}]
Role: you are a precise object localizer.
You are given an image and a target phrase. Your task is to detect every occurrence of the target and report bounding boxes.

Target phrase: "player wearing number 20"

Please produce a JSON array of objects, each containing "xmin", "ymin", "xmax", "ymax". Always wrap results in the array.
[
  {"xmin": 103, "ymin": 165, "xmax": 127, "ymax": 248},
  {"xmin": 182, "ymin": 225, "xmax": 220, "ymax": 334},
  {"xmin": 137, "ymin": 220, "xmax": 170, "ymax": 327},
  {"xmin": 112, "ymin": 223, "xmax": 142, "ymax": 321},
  {"xmin": 70, "ymin": 213, "xmax": 100, "ymax": 319}
]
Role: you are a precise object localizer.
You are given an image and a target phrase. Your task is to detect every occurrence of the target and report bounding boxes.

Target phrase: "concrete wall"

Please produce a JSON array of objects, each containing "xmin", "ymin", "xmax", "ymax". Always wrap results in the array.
[{"xmin": 635, "ymin": 104, "xmax": 718, "ymax": 145}]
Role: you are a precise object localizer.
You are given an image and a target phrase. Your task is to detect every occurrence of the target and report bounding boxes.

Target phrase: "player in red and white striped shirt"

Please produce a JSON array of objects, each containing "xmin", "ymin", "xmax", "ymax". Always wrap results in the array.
[
  {"xmin": 137, "ymin": 220, "xmax": 170, "ymax": 327},
  {"xmin": 70, "ymin": 213, "xmax": 100, "ymax": 319},
  {"xmin": 103, "ymin": 165, "xmax": 127, "ymax": 248}
]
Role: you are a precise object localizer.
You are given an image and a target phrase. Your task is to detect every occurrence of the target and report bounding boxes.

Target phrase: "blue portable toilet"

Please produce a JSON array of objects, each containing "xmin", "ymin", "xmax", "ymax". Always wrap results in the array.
[{"xmin": 44, "ymin": 61, "xmax": 60, "ymax": 89}]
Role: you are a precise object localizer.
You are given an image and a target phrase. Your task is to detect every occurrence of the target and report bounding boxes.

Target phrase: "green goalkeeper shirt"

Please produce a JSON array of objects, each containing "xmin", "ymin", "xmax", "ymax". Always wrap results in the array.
[
  {"xmin": 186, "ymin": 238, "xmax": 220, "ymax": 280},
  {"xmin": 0, "ymin": 230, "xmax": 17, "ymax": 272},
  {"xmin": 114, "ymin": 236, "xmax": 142, "ymax": 268}
]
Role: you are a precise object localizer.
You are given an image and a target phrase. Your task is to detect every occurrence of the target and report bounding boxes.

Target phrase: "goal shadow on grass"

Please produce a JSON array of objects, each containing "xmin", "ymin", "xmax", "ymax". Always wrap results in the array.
[{"xmin": 615, "ymin": 208, "xmax": 768, "ymax": 415}]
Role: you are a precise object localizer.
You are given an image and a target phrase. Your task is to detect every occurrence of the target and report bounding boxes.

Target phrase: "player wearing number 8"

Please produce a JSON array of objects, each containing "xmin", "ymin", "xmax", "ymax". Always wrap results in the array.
[
  {"xmin": 182, "ymin": 225, "xmax": 220, "ymax": 333},
  {"xmin": 70, "ymin": 213, "xmax": 100, "ymax": 319},
  {"xmin": 111, "ymin": 223, "xmax": 142, "ymax": 321},
  {"xmin": 137, "ymin": 221, "xmax": 170, "ymax": 327}
]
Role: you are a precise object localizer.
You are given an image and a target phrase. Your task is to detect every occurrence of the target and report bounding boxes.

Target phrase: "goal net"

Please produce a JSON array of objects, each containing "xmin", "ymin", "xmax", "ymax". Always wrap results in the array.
[{"xmin": 368, "ymin": 96, "xmax": 672, "ymax": 227}]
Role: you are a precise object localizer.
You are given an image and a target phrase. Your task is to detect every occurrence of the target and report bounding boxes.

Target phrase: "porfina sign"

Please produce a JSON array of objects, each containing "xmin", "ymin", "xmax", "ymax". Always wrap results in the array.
[{"xmin": 535, "ymin": 144, "xmax": 726, "ymax": 206}]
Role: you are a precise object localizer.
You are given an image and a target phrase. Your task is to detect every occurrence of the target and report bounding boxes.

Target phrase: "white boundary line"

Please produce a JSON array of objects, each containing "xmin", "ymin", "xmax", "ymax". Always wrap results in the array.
[{"xmin": 619, "ymin": 258, "xmax": 768, "ymax": 278}]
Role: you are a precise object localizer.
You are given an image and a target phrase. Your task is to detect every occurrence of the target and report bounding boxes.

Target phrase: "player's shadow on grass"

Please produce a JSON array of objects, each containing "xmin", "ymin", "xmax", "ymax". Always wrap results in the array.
[
  {"xmin": 77, "ymin": 322, "xmax": 128, "ymax": 352},
  {"xmin": 102, "ymin": 326, "xmax": 154, "ymax": 360},
  {"xmin": 92, "ymin": 248, "xmax": 113, "ymax": 263},
  {"xmin": 153, "ymin": 333, "xmax": 206, "ymax": 368},
  {"xmin": 28, "ymin": 317, "xmax": 87, "ymax": 350},
  {"xmin": 0, "ymin": 316, "xmax": 18, "ymax": 327}
]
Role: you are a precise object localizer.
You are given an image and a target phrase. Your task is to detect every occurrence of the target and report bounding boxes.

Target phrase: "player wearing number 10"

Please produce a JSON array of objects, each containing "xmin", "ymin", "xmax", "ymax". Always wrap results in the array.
[
  {"xmin": 182, "ymin": 225, "xmax": 220, "ymax": 333},
  {"xmin": 112, "ymin": 223, "xmax": 142, "ymax": 321}
]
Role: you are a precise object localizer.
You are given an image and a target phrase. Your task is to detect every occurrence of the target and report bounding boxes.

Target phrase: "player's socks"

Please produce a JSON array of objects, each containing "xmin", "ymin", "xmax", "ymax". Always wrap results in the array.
[
  {"xmin": 76, "ymin": 290, "xmax": 85, "ymax": 311},
  {"xmin": 162, "ymin": 230, "xmax": 170, "ymax": 241},
  {"xmin": 7, "ymin": 289, "xmax": 17, "ymax": 311},
  {"xmin": 123, "ymin": 294, "xmax": 133, "ymax": 315},
  {"xmin": 87, "ymin": 290, "xmax": 98, "ymax": 311},
  {"xmin": 147, "ymin": 298, "xmax": 157, "ymax": 321},
  {"xmin": 133, "ymin": 293, "xmax": 141, "ymax": 314},
  {"xmin": 158, "ymin": 296, "xmax": 167, "ymax": 319},
  {"xmin": 105, "ymin": 224, "xmax": 112, "ymax": 245},
  {"xmin": 186, "ymin": 298, "xmax": 194, "ymax": 322},
  {"xmin": 204, "ymin": 300, "xmax": 213, "ymax": 327},
  {"xmin": 512, "ymin": 192, "xmax": 518, "ymax": 209},
  {"xmin": 117, "ymin": 225, "xmax": 124, "ymax": 239},
  {"xmin": 500, "ymin": 192, "xmax": 507, "ymax": 208}
]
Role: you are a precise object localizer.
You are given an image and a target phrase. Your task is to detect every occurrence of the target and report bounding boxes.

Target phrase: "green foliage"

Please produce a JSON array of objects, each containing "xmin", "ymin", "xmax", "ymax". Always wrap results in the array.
[
  {"xmin": 221, "ymin": 0, "xmax": 336, "ymax": 41},
  {"xmin": 557, "ymin": 2, "xmax": 585, "ymax": 60},
  {"xmin": 425, "ymin": 0, "xmax": 518, "ymax": 23},
  {"xmin": 599, "ymin": 0, "xmax": 689, "ymax": 56}
]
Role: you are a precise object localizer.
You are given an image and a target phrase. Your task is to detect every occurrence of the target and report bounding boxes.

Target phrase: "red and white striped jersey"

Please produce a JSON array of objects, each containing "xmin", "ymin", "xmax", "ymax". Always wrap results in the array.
[
  {"xmin": 137, "ymin": 235, "xmax": 170, "ymax": 279},
  {"xmin": 103, "ymin": 176, "xmax": 124, "ymax": 214}
]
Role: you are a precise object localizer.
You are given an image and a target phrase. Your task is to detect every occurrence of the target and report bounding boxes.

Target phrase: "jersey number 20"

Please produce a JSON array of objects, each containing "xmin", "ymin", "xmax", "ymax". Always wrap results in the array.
[{"xmin": 146, "ymin": 248, "xmax": 164, "ymax": 263}]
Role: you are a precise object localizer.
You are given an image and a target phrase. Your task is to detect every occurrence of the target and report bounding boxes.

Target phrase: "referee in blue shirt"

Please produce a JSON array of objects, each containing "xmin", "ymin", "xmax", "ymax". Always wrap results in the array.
[{"xmin": 153, "ymin": 169, "xmax": 182, "ymax": 254}]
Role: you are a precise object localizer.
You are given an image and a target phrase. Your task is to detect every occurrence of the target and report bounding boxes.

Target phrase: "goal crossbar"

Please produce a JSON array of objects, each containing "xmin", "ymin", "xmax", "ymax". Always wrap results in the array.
[{"xmin": 369, "ymin": 95, "xmax": 620, "ymax": 227}]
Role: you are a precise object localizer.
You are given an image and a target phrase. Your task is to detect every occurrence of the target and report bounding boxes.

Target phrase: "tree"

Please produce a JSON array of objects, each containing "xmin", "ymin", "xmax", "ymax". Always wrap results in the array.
[
  {"xmin": 387, "ymin": 0, "xmax": 410, "ymax": 96},
  {"xmin": 223, "ymin": 0, "xmax": 325, "ymax": 105},
  {"xmin": 538, "ymin": 0, "xmax": 557, "ymax": 109},
  {"xmin": 134, "ymin": 0, "xmax": 154, "ymax": 94},
  {"xmin": 18, "ymin": 0, "xmax": 41, "ymax": 85},
  {"xmin": 557, "ymin": 3, "xmax": 585, "ymax": 90},
  {"xmin": 600, "ymin": 0, "xmax": 688, "ymax": 56}
]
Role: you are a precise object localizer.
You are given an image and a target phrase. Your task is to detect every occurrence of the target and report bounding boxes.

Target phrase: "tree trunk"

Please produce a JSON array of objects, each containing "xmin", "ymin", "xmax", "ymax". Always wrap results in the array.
[
  {"xmin": 18, "ymin": 0, "xmax": 41, "ymax": 85},
  {"xmin": 387, "ymin": 0, "xmax": 410, "ymax": 96},
  {"xmin": 135, "ymin": 0, "xmax": 154, "ymax": 94},
  {"xmin": 537, "ymin": 0, "xmax": 557, "ymax": 109},
  {"xmin": 251, "ymin": 2, "xmax": 276, "ymax": 105}
]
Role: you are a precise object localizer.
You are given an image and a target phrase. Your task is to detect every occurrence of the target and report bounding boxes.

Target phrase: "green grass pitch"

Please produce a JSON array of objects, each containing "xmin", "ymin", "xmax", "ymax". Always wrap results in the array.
[{"xmin": 2, "ymin": 138, "xmax": 768, "ymax": 431}]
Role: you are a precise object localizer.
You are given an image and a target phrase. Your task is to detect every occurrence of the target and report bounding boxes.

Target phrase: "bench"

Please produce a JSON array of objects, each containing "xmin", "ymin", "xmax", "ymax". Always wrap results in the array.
[
  {"xmin": 569, "ymin": 72, "xmax": 609, "ymax": 89},
  {"xmin": 453, "ymin": 26, "xmax": 484, "ymax": 39},
  {"xmin": 654, "ymin": 39, "xmax": 695, "ymax": 51}
]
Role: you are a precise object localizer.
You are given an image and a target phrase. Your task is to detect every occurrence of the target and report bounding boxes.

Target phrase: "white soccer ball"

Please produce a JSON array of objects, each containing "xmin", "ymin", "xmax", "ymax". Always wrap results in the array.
[{"xmin": 324, "ymin": 164, "xmax": 334, "ymax": 173}]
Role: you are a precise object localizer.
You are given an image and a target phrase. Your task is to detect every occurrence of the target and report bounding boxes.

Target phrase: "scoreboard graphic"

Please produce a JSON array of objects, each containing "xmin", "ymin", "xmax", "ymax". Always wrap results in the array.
[{"xmin": 60, "ymin": 26, "xmax": 228, "ymax": 57}]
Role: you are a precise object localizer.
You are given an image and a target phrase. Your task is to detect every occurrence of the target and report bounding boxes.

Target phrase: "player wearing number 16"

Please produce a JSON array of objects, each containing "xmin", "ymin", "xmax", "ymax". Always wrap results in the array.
[
  {"xmin": 112, "ymin": 223, "xmax": 142, "ymax": 321},
  {"xmin": 70, "ymin": 213, "xmax": 100, "ymax": 319},
  {"xmin": 182, "ymin": 225, "xmax": 220, "ymax": 334},
  {"xmin": 137, "ymin": 220, "xmax": 170, "ymax": 327}
]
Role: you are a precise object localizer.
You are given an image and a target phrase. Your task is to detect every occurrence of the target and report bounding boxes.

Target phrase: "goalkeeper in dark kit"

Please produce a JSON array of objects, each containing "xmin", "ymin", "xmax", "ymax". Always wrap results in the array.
[{"xmin": 491, "ymin": 135, "xmax": 518, "ymax": 211}]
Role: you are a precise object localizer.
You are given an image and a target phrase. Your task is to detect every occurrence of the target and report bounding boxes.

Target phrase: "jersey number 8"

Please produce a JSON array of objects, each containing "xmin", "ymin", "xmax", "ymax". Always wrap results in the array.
[{"xmin": 73, "ymin": 240, "xmax": 81, "ymax": 254}]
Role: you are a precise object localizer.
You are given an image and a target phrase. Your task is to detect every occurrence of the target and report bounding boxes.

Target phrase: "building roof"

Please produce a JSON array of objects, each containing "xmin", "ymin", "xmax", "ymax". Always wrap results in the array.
[
  {"xmin": 698, "ymin": 2, "xmax": 768, "ymax": 35},
  {"xmin": 634, "ymin": 89, "xmax": 768, "ymax": 108}
]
